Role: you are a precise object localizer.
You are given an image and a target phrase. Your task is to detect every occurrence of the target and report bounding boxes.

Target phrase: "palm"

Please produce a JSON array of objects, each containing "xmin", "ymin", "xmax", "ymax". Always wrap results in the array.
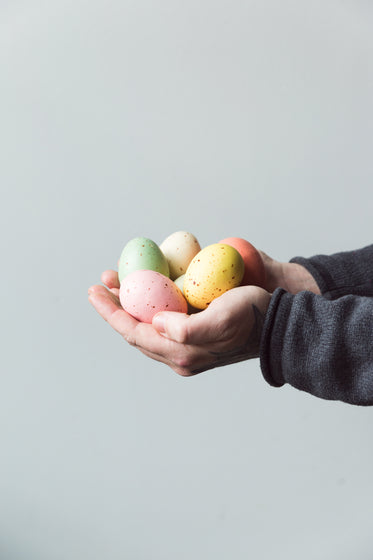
[{"xmin": 88, "ymin": 270, "xmax": 271, "ymax": 376}]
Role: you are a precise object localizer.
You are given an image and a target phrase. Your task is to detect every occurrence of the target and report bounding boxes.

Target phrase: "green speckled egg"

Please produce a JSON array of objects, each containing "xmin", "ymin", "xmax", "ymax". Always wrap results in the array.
[{"xmin": 118, "ymin": 237, "xmax": 169, "ymax": 283}]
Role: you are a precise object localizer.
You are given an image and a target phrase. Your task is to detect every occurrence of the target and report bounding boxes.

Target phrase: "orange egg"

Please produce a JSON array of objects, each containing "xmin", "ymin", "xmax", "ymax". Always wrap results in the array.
[{"xmin": 218, "ymin": 237, "xmax": 266, "ymax": 288}]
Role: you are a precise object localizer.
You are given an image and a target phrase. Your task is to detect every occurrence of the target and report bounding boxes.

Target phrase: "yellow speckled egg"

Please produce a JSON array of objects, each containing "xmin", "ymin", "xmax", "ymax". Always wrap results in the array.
[{"xmin": 183, "ymin": 244, "xmax": 244, "ymax": 309}]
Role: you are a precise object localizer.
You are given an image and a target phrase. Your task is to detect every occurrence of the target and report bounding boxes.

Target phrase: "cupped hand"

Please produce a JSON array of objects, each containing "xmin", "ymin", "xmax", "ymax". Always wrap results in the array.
[{"xmin": 88, "ymin": 269, "xmax": 271, "ymax": 376}]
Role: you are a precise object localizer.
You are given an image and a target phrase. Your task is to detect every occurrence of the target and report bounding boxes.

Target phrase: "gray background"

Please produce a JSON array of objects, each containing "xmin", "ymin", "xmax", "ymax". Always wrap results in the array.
[{"xmin": 1, "ymin": 1, "xmax": 372, "ymax": 559}]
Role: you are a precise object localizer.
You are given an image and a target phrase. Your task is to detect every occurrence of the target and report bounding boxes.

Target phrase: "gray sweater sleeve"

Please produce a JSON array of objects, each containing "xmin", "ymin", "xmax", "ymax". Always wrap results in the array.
[{"xmin": 260, "ymin": 244, "xmax": 373, "ymax": 406}]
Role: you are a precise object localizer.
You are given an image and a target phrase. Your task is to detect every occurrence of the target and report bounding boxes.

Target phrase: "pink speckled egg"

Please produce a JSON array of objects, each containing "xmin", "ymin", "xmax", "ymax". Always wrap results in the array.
[{"xmin": 119, "ymin": 270, "xmax": 188, "ymax": 323}]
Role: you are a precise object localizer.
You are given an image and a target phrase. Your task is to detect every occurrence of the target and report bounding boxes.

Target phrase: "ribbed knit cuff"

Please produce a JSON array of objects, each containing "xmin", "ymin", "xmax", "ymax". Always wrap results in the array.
[{"xmin": 259, "ymin": 287, "xmax": 288, "ymax": 388}]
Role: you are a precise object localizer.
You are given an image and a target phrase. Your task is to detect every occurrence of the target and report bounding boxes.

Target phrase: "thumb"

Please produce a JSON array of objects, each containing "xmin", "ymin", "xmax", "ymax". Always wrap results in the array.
[{"xmin": 152, "ymin": 310, "xmax": 216, "ymax": 344}]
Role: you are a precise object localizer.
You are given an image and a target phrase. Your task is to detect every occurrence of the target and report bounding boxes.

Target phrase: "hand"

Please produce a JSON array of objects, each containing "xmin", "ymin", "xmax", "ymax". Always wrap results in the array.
[
  {"xmin": 88, "ymin": 270, "xmax": 271, "ymax": 376},
  {"xmin": 259, "ymin": 251, "xmax": 321, "ymax": 295}
]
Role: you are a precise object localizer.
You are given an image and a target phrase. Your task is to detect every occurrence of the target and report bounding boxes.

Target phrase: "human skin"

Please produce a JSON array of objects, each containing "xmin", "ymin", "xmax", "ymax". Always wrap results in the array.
[{"xmin": 87, "ymin": 252, "xmax": 320, "ymax": 377}]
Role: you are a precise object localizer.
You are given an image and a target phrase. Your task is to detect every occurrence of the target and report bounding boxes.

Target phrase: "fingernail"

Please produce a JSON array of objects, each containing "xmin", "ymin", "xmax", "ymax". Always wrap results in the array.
[{"xmin": 153, "ymin": 313, "xmax": 165, "ymax": 333}]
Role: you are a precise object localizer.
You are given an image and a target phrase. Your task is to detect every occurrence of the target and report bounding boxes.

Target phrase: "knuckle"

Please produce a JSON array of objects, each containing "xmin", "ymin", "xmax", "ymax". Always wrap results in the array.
[
  {"xmin": 173, "ymin": 350, "xmax": 194, "ymax": 375},
  {"xmin": 173, "ymin": 366, "xmax": 193, "ymax": 377},
  {"xmin": 124, "ymin": 323, "xmax": 141, "ymax": 347},
  {"xmin": 173, "ymin": 352, "xmax": 192, "ymax": 369},
  {"xmin": 124, "ymin": 333, "xmax": 136, "ymax": 346},
  {"xmin": 173, "ymin": 324, "xmax": 189, "ymax": 344}
]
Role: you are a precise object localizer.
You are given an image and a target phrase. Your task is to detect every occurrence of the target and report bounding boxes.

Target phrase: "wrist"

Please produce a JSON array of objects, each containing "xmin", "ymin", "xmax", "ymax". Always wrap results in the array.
[
  {"xmin": 258, "ymin": 251, "xmax": 321, "ymax": 295},
  {"xmin": 281, "ymin": 262, "xmax": 321, "ymax": 295}
]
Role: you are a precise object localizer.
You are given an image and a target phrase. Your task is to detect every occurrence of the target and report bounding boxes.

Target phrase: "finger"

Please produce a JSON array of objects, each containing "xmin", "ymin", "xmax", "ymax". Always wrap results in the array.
[
  {"xmin": 152, "ymin": 304, "xmax": 226, "ymax": 345},
  {"xmin": 136, "ymin": 347, "xmax": 194, "ymax": 376},
  {"xmin": 89, "ymin": 284, "xmax": 121, "ymax": 306},
  {"xmin": 88, "ymin": 284, "xmax": 134, "ymax": 335},
  {"xmin": 138, "ymin": 344, "xmax": 214, "ymax": 377},
  {"xmin": 89, "ymin": 286, "xmax": 219, "ymax": 374},
  {"xmin": 101, "ymin": 270, "xmax": 120, "ymax": 290},
  {"xmin": 88, "ymin": 285, "xmax": 185, "ymax": 356}
]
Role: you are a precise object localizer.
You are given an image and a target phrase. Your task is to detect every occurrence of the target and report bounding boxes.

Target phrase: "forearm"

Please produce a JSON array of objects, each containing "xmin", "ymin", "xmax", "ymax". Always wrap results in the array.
[{"xmin": 262, "ymin": 243, "xmax": 373, "ymax": 298}]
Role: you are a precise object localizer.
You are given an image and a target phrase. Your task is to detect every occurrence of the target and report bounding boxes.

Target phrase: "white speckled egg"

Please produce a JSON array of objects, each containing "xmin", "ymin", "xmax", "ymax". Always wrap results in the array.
[
  {"xmin": 119, "ymin": 270, "xmax": 188, "ymax": 323},
  {"xmin": 159, "ymin": 231, "xmax": 201, "ymax": 280}
]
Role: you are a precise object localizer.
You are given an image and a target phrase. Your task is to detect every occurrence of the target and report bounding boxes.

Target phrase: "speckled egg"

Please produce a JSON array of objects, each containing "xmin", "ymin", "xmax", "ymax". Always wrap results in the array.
[
  {"xmin": 219, "ymin": 237, "xmax": 266, "ymax": 287},
  {"xmin": 119, "ymin": 270, "xmax": 188, "ymax": 323},
  {"xmin": 159, "ymin": 231, "xmax": 201, "ymax": 280},
  {"xmin": 174, "ymin": 274, "xmax": 185, "ymax": 295},
  {"xmin": 118, "ymin": 237, "xmax": 169, "ymax": 283},
  {"xmin": 183, "ymin": 244, "xmax": 245, "ymax": 310},
  {"xmin": 175, "ymin": 274, "xmax": 201, "ymax": 314}
]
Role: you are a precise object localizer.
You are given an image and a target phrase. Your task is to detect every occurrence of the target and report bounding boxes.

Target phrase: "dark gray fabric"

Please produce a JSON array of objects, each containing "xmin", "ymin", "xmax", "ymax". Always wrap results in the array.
[
  {"xmin": 290, "ymin": 244, "xmax": 373, "ymax": 300},
  {"xmin": 260, "ymin": 244, "xmax": 373, "ymax": 406}
]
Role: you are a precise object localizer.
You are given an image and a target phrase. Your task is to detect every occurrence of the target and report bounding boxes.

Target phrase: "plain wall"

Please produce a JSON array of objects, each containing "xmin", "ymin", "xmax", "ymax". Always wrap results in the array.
[{"xmin": 1, "ymin": 1, "xmax": 372, "ymax": 559}]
